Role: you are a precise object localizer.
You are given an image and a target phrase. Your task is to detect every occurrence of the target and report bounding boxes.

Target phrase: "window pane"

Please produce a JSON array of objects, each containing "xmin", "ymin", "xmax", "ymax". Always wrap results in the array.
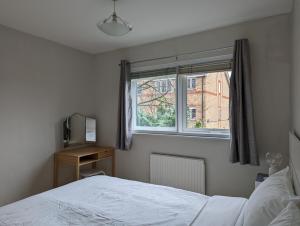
[
  {"xmin": 186, "ymin": 71, "xmax": 231, "ymax": 129},
  {"xmin": 192, "ymin": 78, "xmax": 196, "ymax": 88},
  {"xmin": 187, "ymin": 78, "xmax": 196, "ymax": 89},
  {"xmin": 134, "ymin": 75, "xmax": 176, "ymax": 128},
  {"xmin": 187, "ymin": 108, "xmax": 196, "ymax": 120}
]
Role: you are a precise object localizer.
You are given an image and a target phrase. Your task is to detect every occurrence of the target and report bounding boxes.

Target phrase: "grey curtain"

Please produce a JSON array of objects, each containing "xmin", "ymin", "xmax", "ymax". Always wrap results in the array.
[
  {"xmin": 116, "ymin": 60, "xmax": 132, "ymax": 150},
  {"xmin": 229, "ymin": 39, "xmax": 259, "ymax": 165}
]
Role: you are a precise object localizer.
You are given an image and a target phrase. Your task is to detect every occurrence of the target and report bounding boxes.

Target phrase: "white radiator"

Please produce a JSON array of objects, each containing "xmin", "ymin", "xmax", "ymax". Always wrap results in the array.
[{"xmin": 150, "ymin": 153, "xmax": 205, "ymax": 194}]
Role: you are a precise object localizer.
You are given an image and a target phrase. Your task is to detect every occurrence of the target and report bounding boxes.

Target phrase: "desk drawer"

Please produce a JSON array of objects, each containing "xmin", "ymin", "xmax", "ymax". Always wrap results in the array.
[{"xmin": 98, "ymin": 149, "xmax": 113, "ymax": 158}]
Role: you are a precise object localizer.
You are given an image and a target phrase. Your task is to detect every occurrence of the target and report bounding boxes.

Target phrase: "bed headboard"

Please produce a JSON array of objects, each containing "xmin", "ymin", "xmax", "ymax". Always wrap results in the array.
[{"xmin": 289, "ymin": 132, "xmax": 300, "ymax": 195}]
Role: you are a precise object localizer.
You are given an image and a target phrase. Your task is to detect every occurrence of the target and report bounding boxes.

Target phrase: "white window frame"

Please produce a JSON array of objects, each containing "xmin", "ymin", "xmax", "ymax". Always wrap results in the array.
[
  {"xmin": 131, "ymin": 64, "xmax": 231, "ymax": 139},
  {"xmin": 187, "ymin": 77, "xmax": 196, "ymax": 89},
  {"xmin": 181, "ymin": 74, "xmax": 230, "ymax": 137},
  {"xmin": 131, "ymin": 75, "xmax": 178, "ymax": 133},
  {"xmin": 188, "ymin": 107, "xmax": 197, "ymax": 120},
  {"xmin": 155, "ymin": 79, "xmax": 173, "ymax": 93}
]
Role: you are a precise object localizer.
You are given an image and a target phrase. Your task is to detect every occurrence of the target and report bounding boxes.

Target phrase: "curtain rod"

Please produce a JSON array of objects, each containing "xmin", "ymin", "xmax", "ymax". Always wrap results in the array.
[{"xmin": 127, "ymin": 45, "xmax": 234, "ymax": 65}]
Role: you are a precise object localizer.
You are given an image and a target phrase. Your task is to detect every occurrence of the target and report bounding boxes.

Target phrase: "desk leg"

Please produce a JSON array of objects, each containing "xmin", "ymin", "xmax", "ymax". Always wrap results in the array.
[
  {"xmin": 53, "ymin": 155, "xmax": 58, "ymax": 187},
  {"xmin": 75, "ymin": 160, "xmax": 80, "ymax": 180},
  {"xmin": 112, "ymin": 151, "xmax": 115, "ymax": 177}
]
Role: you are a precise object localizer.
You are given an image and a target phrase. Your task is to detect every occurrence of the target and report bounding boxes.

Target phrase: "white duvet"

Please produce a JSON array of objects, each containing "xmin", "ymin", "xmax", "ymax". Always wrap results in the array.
[{"xmin": 0, "ymin": 176, "xmax": 247, "ymax": 226}]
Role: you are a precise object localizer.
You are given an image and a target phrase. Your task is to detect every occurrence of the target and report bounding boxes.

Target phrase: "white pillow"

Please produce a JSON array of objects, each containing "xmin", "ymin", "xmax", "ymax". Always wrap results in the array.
[
  {"xmin": 268, "ymin": 202, "xmax": 300, "ymax": 226},
  {"xmin": 243, "ymin": 167, "xmax": 295, "ymax": 226}
]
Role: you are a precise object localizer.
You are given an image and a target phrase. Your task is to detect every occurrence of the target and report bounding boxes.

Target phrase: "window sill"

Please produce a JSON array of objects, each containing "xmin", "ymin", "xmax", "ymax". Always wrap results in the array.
[{"xmin": 132, "ymin": 130, "xmax": 230, "ymax": 140}]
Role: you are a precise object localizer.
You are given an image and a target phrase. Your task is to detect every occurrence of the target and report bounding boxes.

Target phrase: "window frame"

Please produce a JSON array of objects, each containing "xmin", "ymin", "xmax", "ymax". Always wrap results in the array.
[
  {"xmin": 131, "ymin": 74, "xmax": 178, "ymax": 133},
  {"xmin": 155, "ymin": 79, "xmax": 174, "ymax": 93},
  {"xmin": 180, "ymin": 73, "xmax": 230, "ymax": 137},
  {"xmin": 188, "ymin": 107, "xmax": 197, "ymax": 120},
  {"xmin": 187, "ymin": 77, "xmax": 196, "ymax": 90},
  {"xmin": 131, "ymin": 61, "xmax": 231, "ymax": 139}
]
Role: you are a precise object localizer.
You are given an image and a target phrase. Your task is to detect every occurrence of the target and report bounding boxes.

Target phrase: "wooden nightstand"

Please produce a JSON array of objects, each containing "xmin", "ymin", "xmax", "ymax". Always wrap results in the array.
[{"xmin": 53, "ymin": 146, "xmax": 115, "ymax": 187}]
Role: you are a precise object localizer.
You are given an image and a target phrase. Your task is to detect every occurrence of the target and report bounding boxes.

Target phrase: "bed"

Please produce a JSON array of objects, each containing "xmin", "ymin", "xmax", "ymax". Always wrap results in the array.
[
  {"xmin": 0, "ymin": 176, "xmax": 246, "ymax": 226},
  {"xmin": 0, "ymin": 132, "xmax": 299, "ymax": 226}
]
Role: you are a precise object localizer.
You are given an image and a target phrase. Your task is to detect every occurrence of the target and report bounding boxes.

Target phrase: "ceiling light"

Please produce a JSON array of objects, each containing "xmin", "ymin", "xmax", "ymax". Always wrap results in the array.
[{"xmin": 97, "ymin": 0, "xmax": 132, "ymax": 36}]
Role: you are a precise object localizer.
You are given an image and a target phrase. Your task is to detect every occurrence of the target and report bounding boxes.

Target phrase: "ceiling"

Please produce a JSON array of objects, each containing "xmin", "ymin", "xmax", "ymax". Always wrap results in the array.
[{"xmin": 0, "ymin": 0, "xmax": 293, "ymax": 54}]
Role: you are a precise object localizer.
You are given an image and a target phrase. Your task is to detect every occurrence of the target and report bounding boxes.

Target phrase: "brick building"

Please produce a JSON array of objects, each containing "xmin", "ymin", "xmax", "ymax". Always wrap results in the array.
[
  {"xmin": 136, "ymin": 71, "xmax": 230, "ymax": 129},
  {"xmin": 186, "ymin": 72, "xmax": 230, "ymax": 129}
]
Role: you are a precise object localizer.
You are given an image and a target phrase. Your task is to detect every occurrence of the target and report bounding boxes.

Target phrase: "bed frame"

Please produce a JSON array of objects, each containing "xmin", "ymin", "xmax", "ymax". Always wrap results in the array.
[{"xmin": 289, "ymin": 131, "xmax": 300, "ymax": 195}]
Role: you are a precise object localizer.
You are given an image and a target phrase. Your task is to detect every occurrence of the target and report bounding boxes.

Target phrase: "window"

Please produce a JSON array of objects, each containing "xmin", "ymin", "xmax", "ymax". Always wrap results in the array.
[
  {"xmin": 188, "ymin": 108, "xmax": 197, "ymax": 120},
  {"xmin": 156, "ymin": 79, "xmax": 173, "ymax": 93},
  {"xmin": 185, "ymin": 72, "xmax": 230, "ymax": 131},
  {"xmin": 132, "ymin": 75, "xmax": 177, "ymax": 131},
  {"xmin": 187, "ymin": 78, "xmax": 196, "ymax": 89},
  {"xmin": 131, "ymin": 60, "xmax": 231, "ymax": 137}
]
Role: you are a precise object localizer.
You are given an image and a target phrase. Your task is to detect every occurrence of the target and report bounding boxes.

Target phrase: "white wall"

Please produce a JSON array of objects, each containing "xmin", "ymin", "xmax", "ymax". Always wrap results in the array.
[
  {"xmin": 0, "ymin": 25, "xmax": 96, "ymax": 205},
  {"xmin": 0, "ymin": 13, "xmax": 291, "ymax": 206},
  {"xmin": 94, "ymin": 15, "xmax": 291, "ymax": 198},
  {"xmin": 292, "ymin": 0, "xmax": 300, "ymax": 134}
]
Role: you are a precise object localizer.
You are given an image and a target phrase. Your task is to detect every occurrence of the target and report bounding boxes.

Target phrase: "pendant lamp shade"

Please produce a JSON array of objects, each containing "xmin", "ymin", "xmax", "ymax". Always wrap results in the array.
[{"xmin": 97, "ymin": 0, "xmax": 132, "ymax": 36}]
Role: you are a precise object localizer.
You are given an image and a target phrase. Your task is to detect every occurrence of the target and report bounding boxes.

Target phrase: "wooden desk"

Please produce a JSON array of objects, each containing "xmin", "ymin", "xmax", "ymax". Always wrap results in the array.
[{"xmin": 53, "ymin": 146, "xmax": 115, "ymax": 187}]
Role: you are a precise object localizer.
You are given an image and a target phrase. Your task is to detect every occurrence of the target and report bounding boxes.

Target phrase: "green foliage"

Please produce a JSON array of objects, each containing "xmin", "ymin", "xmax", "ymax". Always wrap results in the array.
[
  {"xmin": 194, "ymin": 120, "xmax": 203, "ymax": 128},
  {"xmin": 137, "ymin": 103, "xmax": 176, "ymax": 127}
]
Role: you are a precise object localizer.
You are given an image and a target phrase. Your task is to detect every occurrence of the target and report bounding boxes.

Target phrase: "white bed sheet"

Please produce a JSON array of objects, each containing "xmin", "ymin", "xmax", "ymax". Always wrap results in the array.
[
  {"xmin": 192, "ymin": 196, "xmax": 247, "ymax": 226},
  {"xmin": 0, "ymin": 176, "xmax": 246, "ymax": 226}
]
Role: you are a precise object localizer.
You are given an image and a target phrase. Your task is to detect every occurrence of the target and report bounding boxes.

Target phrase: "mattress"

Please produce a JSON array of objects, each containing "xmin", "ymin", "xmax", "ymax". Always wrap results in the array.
[{"xmin": 0, "ymin": 176, "xmax": 247, "ymax": 226}]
